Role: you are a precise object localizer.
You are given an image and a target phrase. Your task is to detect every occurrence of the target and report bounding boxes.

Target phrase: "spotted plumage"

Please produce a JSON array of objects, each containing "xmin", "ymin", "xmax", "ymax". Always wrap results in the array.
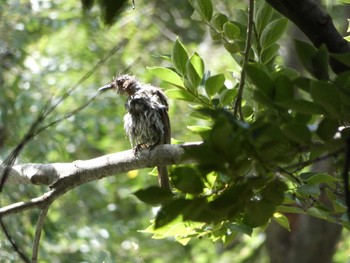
[{"xmin": 98, "ymin": 75, "xmax": 171, "ymax": 190}]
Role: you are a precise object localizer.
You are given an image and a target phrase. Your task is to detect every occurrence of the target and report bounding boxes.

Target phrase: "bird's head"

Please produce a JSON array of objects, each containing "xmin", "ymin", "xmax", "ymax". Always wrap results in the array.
[{"xmin": 98, "ymin": 74, "xmax": 139, "ymax": 96}]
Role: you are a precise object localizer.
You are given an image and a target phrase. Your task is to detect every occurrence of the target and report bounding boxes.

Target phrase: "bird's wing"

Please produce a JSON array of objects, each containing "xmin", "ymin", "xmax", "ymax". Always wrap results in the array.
[{"xmin": 155, "ymin": 90, "xmax": 171, "ymax": 144}]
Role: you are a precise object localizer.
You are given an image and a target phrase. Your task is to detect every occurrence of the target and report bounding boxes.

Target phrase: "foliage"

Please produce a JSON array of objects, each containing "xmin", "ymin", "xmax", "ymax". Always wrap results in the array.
[{"xmin": 139, "ymin": 0, "xmax": 350, "ymax": 245}]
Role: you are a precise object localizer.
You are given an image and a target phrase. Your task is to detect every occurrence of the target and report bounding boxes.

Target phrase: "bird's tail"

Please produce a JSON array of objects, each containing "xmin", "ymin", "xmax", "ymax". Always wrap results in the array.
[{"xmin": 157, "ymin": 165, "xmax": 171, "ymax": 191}]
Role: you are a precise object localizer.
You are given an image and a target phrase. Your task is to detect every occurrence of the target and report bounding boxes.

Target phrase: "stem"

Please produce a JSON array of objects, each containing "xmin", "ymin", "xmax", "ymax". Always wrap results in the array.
[
  {"xmin": 233, "ymin": 0, "xmax": 254, "ymax": 119},
  {"xmin": 32, "ymin": 206, "xmax": 50, "ymax": 263}
]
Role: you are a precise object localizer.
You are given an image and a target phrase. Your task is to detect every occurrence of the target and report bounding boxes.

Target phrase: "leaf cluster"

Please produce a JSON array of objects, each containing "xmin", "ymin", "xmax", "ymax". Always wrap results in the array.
[{"xmin": 139, "ymin": 0, "xmax": 350, "ymax": 244}]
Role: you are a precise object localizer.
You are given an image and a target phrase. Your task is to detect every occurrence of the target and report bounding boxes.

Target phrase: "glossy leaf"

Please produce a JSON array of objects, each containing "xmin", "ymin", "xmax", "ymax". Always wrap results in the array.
[
  {"xmin": 255, "ymin": 2, "xmax": 273, "ymax": 34},
  {"xmin": 172, "ymin": 38, "xmax": 189, "ymax": 76},
  {"xmin": 273, "ymin": 213, "xmax": 291, "ymax": 231},
  {"xmin": 223, "ymin": 22, "xmax": 240, "ymax": 41},
  {"xmin": 260, "ymin": 18, "xmax": 288, "ymax": 49},
  {"xmin": 191, "ymin": 0, "xmax": 213, "ymax": 22},
  {"xmin": 219, "ymin": 88, "xmax": 237, "ymax": 106},
  {"xmin": 260, "ymin": 43, "xmax": 279, "ymax": 64},
  {"xmin": 165, "ymin": 88, "xmax": 196, "ymax": 102},
  {"xmin": 205, "ymin": 74, "xmax": 225, "ymax": 97},
  {"xmin": 211, "ymin": 13, "xmax": 228, "ymax": 32},
  {"xmin": 147, "ymin": 67, "xmax": 184, "ymax": 88}
]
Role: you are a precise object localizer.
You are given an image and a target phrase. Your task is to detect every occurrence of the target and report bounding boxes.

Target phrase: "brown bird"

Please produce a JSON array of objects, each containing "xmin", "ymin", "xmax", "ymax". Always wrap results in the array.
[{"xmin": 98, "ymin": 74, "xmax": 171, "ymax": 190}]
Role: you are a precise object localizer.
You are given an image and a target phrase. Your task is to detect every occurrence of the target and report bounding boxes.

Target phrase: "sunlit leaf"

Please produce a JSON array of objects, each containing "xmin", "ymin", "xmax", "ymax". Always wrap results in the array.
[
  {"xmin": 172, "ymin": 38, "xmax": 189, "ymax": 76},
  {"xmin": 273, "ymin": 212, "xmax": 291, "ymax": 231},
  {"xmin": 147, "ymin": 67, "xmax": 184, "ymax": 88},
  {"xmin": 255, "ymin": 2, "xmax": 273, "ymax": 34},
  {"xmin": 205, "ymin": 74, "xmax": 225, "ymax": 97}
]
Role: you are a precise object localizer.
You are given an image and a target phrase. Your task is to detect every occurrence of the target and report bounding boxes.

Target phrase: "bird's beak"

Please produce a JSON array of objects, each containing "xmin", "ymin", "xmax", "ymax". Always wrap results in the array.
[{"xmin": 98, "ymin": 83, "xmax": 114, "ymax": 92}]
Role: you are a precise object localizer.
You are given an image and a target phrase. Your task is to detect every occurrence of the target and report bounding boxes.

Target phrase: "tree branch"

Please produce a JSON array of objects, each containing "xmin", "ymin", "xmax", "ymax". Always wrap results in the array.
[
  {"xmin": 32, "ymin": 205, "xmax": 49, "ymax": 263},
  {"xmin": 0, "ymin": 142, "xmax": 201, "ymax": 218},
  {"xmin": 265, "ymin": 0, "xmax": 350, "ymax": 74}
]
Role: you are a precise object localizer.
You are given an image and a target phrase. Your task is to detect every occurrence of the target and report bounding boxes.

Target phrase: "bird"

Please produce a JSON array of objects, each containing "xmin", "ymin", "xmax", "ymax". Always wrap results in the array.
[{"xmin": 98, "ymin": 74, "xmax": 171, "ymax": 190}]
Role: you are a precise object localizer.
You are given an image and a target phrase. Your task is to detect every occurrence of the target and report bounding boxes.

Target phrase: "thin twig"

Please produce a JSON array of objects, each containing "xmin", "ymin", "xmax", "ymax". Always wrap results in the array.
[
  {"xmin": 32, "ymin": 205, "xmax": 50, "ymax": 263},
  {"xmin": 0, "ymin": 218, "xmax": 31, "ymax": 263},
  {"xmin": 282, "ymin": 149, "xmax": 343, "ymax": 172},
  {"xmin": 233, "ymin": 0, "xmax": 254, "ymax": 119}
]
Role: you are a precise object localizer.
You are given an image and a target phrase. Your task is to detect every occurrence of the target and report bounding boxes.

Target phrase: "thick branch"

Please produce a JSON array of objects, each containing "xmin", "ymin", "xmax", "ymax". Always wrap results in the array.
[
  {"xmin": 0, "ymin": 142, "xmax": 201, "ymax": 218},
  {"xmin": 265, "ymin": 0, "xmax": 350, "ymax": 74}
]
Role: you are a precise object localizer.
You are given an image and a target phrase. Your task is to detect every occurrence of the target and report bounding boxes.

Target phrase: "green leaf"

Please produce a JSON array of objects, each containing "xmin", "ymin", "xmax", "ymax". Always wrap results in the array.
[
  {"xmin": 147, "ymin": 67, "xmax": 184, "ymax": 88},
  {"xmin": 311, "ymin": 44, "xmax": 329, "ymax": 80},
  {"xmin": 219, "ymin": 88, "xmax": 237, "ymax": 106},
  {"xmin": 306, "ymin": 207, "xmax": 336, "ymax": 222},
  {"xmin": 253, "ymin": 89, "xmax": 274, "ymax": 107},
  {"xmin": 306, "ymin": 173, "xmax": 340, "ymax": 185},
  {"xmin": 134, "ymin": 186, "xmax": 174, "ymax": 205},
  {"xmin": 273, "ymin": 74, "xmax": 294, "ymax": 102},
  {"xmin": 255, "ymin": 2, "xmax": 273, "ymax": 34},
  {"xmin": 278, "ymin": 99, "xmax": 324, "ymax": 115},
  {"xmin": 246, "ymin": 63, "xmax": 274, "ymax": 98},
  {"xmin": 155, "ymin": 198, "xmax": 189, "ymax": 228},
  {"xmin": 260, "ymin": 43, "xmax": 279, "ymax": 64},
  {"xmin": 294, "ymin": 39, "xmax": 319, "ymax": 77},
  {"xmin": 282, "ymin": 123, "xmax": 311, "ymax": 145},
  {"xmin": 331, "ymin": 52, "xmax": 350, "ymax": 67},
  {"xmin": 223, "ymin": 42, "xmax": 240, "ymax": 53},
  {"xmin": 189, "ymin": 52, "xmax": 205, "ymax": 79},
  {"xmin": 276, "ymin": 205, "xmax": 305, "ymax": 214},
  {"xmin": 172, "ymin": 38, "xmax": 189, "ymax": 76},
  {"xmin": 205, "ymin": 74, "xmax": 225, "ymax": 97},
  {"xmin": 185, "ymin": 53, "xmax": 204, "ymax": 92},
  {"xmin": 192, "ymin": 0, "xmax": 213, "ymax": 22},
  {"xmin": 227, "ymin": 223, "xmax": 253, "ymax": 236},
  {"xmin": 211, "ymin": 13, "xmax": 228, "ymax": 32},
  {"xmin": 165, "ymin": 89, "xmax": 196, "ymax": 102},
  {"xmin": 223, "ymin": 22, "xmax": 240, "ymax": 41},
  {"xmin": 297, "ymin": 184, "xmax": 320, "ymax": 196},
  {"xmin": 273, "ymin": 212, "xmax": 291, "ymax": 231},
  {"xmin": 262, "ymin": 179, "xmax": 288, "ymax": 205},
  {"xmin": 316, "ymin": 118, "xmax": 339, "ymax": 141},
  {"xmin": 260, "ymin": 18, "xmax": 288, "ymax": 49},
  {"xmin": 171, "ymin": 167, "xmax": 204, "ymax": 194},
  {"xmin": 244, "ymin": 199, "xmax": 276, "ymax": 227},
  {"xmin": 187, "ymin": 125, "xmax": 211, "ymax": 132},
  {"xmin": 310, "ymin": 80, "xmax": 341, "ymax": 118}
]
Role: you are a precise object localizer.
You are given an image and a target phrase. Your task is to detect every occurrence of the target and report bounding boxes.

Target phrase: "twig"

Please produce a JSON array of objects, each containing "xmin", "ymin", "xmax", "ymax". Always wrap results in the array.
[
  {"xmin": 281, "ymin": 149, "xmax": 343, "ymax": 172},
  {"xmin": 32, "ymin": 205, "xmax": 50, "ymax": 263},
  {"xmin": 0, "ymin": 218, "xmax": 31, "ymax": 263},
  {"xmin": 233, "ymin": 0, "xmax": 254, "ymax": 119}
]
